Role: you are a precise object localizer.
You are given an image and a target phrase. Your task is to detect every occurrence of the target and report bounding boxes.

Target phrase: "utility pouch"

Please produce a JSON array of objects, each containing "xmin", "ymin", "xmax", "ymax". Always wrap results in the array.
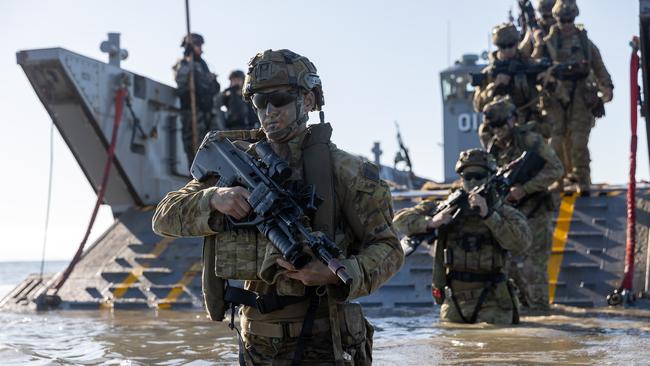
[
  {"xmin": 338, "ymin": 302, "xmax": 373, "ymax": 365},
  {"xmin": 214, "ymin": 230, "xmax": 265, "ymax": 280}
]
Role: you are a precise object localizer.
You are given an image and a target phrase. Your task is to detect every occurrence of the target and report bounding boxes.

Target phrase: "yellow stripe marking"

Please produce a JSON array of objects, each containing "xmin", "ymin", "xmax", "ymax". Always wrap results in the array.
[
  {"xmin": 158, "ymin": 262, "xmax": 202, "ymax": 309},
  {"xmin": 548, "ymin": 192, "xmax": 578, "ymax": 304},
  {"xmin": 102, "ymin": 237, "xmax": 174, "ymax": 308}
]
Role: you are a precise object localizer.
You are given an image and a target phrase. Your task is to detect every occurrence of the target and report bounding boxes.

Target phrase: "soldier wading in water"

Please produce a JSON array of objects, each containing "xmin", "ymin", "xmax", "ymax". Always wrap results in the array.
[{"xmin": 153, "ymin": 49, "xmax": 403, "ymax": 365}]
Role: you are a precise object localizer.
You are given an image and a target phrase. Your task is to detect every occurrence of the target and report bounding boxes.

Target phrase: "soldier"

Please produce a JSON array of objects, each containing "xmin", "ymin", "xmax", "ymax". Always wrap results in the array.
[
  {"xmin": 173, "ymin": 33, "xmax": 221, "ymax": 166},
  {"xmin": 474, "ymin": 23, "xmax": 550, "ymax": 146},
  {"xmin": 520, "ymin": 0, "xmax": 557, "ymax": 58},
  {"xmin": 533, "ymin": 0, "xmax": 614, "ymax": 193},
  {"xmin": 393, "ymin": 149, "xmax": 531, "ymax": 324},
  {"xmin": 483, "ymin": 97, "xmax": 563, "ymax": 313},
  {"xmin": 215, "ymin": 70, "xmax": 260, "ymax": 130},
  {"xmin": 153, "ymin": 49, "xmax": 403, "ymax": 365}
]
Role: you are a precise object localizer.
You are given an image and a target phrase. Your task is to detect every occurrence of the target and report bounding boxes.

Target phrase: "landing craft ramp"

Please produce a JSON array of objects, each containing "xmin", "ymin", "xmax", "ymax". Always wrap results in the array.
[{"xmin": 3, "ymin": 40, "xmax": 650, "ymax": 312}]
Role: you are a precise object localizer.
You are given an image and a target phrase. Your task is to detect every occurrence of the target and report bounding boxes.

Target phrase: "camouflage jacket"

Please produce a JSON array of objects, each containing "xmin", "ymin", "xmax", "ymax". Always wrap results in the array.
[
  {"xmin": 152, "ymin": 126, "xmax": 403, "ymax": 323},
  {"xmin": 533, "ymin": 24, "xmax": 613, "ymax": 94},
  {"xmin": 393, "ymin": 196, "xmax": 531, "ymax": 257},
  {"xmin": 472, "ymin": 50, "xmax": 540, "ymax": 120},
  {"xmin": 173, "ymin": 57, "xmax": 220, "ymax": 112},
  {"xmin": 490, "ymin": 126, "xmax": 563, "ymax": 193}
]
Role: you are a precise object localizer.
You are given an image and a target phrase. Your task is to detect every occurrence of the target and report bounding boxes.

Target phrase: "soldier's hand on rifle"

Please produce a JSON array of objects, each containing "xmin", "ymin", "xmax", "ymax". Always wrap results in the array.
[
  {"xmin": 494, "ymin": 73, "xmax": 511, "ymax": 87},
  {"xmin": 601, "ymin": 86, "xmax": 613, "ymax": 103},
  {"xmin": 209, "ymin": 186, "xmax": 252, "ymax": 220},
  {"xmin": 276, "ymin": 258, "xmax": 340, "ymax": 286},
  {"xmin": 507, "ymin": 185, "xmax": 527, "ymax": 203},
  {"xmin": 427, "ymin": 205, "xmax": 456, "ymax": 230},
  {"xmin": 468, "ymin": 192, "xmax": 489, "ymax": 218}
]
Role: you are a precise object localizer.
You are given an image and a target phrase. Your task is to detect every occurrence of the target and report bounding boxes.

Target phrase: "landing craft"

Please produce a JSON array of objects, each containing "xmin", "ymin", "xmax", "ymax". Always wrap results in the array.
[{"xmin": 3, "ymin": 3, "xmax": 650, "ymax": 311}]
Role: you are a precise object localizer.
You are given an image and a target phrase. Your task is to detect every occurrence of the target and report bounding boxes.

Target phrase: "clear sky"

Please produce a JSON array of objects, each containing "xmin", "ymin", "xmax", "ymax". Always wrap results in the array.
[{"xmin": 0, "ymin": 0, "xmax": 642, "ymax": 261}]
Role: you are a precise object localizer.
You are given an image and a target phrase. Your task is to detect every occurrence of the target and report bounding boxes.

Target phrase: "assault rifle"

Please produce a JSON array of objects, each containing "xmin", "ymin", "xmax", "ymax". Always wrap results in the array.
[
  {"xmin": 400, "ymin": 150, "xmax": 545, "ymax": 256},
  {"xmin": 470, "ymin": 58, "xmax": 552, "ymax": 87},
  {"xmin": 470, "ymin": 58, "xmax": 592, "ymax": 87},
  {"xmin": 190, "ymin": 133, "xmax": 352, "ymax": 285},
  {"xmin": 517, "ymin": 0, "xmax": 540, "ymax": 34}
]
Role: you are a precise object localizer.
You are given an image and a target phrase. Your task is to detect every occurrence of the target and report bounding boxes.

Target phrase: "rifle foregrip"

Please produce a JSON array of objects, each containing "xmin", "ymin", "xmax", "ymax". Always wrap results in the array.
[{"xmin": 327, "ymin": 258, "xmax": 353, "ymax": 285}]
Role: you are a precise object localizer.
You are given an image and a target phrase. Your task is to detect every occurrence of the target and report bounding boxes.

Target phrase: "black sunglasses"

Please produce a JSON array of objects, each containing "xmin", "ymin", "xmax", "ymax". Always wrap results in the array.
[
  {"xmin": 462, "ymin": 172, "xmax": 488, "ymax": 181},
  {"xmin": 497, "ymin": 43, "xmax": 517, "ymax": 50},
  {"xmin": 251, "ymin": 90, "xmax": 297, "ymax": 109},
  {"xmin": 559, "ymin": 17, "xmax": 574, "ymax": 24}
]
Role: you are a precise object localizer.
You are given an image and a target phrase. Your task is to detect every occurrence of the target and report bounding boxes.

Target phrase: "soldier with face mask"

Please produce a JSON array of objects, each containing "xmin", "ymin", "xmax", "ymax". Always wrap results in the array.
[
  {"xmin": 474, "ymin": 23, "xmax": 551, "ymax": 144},
  {"xmin": 153, "ymin": 49, "xmax": 403, "ymax": 365},
  {"xmin": 533, "ymin": 0, "xmax": 613, "ymax": 193},
  {"xmin": 393, "ymin": 149, "xmax": 532, "ymax": 324},
  {"xmin": 173, "ymin": 33, "xmax": 221, "ymax": 166},
  {"xmin": 483, "ymin": 97, "xmax": 563, "ymax": 313}
]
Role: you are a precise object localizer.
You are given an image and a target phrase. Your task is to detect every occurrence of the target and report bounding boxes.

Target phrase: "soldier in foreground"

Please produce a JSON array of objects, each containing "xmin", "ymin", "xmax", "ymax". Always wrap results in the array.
[
  {"xmin": 214, "ymin": 70, "xmax": 260, "ymax": 130},
  {"xmin": 483, "ymin": 97, "xmax": 563, "ymax": 312},
  {"xmin": 153, "ymin": 49, "xmax": 403, "ymax": 365},
  {"xmin": 173, "ymin": 33, "xmax": 221, "ymax": 165},
  {"xmin": 533, "ymin": 0, "xmax": 613, "ymax": 193},
  {"xmin": 473, "ymin": 23, "xmax": 550, "ymax": 145},
  {"xmin": 393, "ymin": 149, "xmax": 531, "ymax": 324}
]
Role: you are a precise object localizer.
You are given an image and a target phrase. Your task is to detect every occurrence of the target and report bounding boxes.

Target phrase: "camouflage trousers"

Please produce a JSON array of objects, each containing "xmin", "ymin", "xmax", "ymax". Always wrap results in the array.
[
  {"xmin": 440, "ymin": 280, "xmax": 517, "ymax": 324},
  {"xmin": 543, "ymin": 96, "xmax": 595, "ymax": 188},
  {"xmin": 508, "ymin": 208, "xmax": 553, "ymax": 311},
  {"xmin": 240, "ymin": 312, "xmax": 373, "ymax": 365},
  {"xmin": 180, "ymin": 111, "xmax": 216, "ymax": 167}
]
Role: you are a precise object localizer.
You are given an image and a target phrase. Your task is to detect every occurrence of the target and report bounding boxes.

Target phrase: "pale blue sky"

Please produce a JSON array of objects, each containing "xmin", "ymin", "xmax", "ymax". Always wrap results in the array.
[{"xmin": 0, "ymin": 0, "xmax": 641, "ymax": 260}]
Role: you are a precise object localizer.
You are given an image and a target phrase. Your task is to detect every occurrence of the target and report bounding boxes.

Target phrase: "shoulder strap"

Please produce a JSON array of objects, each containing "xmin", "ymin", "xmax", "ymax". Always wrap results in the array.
[
  {"xmin": 212, "ymin": 128, "xmax": 265, "ymax": 142},
  {"xmin": 302, "ymin": 123, "xmax": 336, "ymax": 239}
]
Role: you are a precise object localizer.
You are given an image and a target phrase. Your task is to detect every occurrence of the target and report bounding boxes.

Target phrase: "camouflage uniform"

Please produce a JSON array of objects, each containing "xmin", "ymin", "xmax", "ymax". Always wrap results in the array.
[
  {"xmin": 173, "ymin": 34, "xmax": 220, "ymax": 166},
  {"xmin": 393, "ymin": 149, "xmax": 532, "ymax": 324},
  {"xmin": 154, "ymin": 49, "xmax": 403, "ymax": 365},
  {"xmin": 474, "ymin": 23, "xmax": 549, "ymax": 145},
  {"xmin": 484, "ymin": 98, "xmax": 564, "ymax": 311},
  {"xmin": 533, "ymin": 0, "xmax": 613, "ymax": 191}
]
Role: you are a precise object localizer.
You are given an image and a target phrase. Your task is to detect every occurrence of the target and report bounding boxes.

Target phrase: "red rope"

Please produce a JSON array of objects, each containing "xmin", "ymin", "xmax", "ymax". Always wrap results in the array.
[
  {"xmin": 53, "ymin": 86, "xmax": 127, "ymax": 293},
  {"xmin": 622, "ymin": 40, "xmax": 640, "ymax": 291}
]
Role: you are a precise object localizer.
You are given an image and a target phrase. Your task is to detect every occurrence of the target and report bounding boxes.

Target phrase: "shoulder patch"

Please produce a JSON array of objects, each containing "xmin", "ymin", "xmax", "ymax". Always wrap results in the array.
[{"xmin": 362, "ymin": 161, "xmax": 380, "ymax": 183}]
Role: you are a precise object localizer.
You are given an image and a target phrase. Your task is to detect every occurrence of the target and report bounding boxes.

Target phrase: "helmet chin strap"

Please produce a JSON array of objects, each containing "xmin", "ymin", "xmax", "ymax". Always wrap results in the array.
[{"xmin": 265, "ymin": 94, "xmax": 309, "ymax": 143}]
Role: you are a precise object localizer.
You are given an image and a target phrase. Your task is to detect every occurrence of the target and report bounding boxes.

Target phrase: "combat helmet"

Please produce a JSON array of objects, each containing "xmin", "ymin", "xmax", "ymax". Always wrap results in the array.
[
  {"xmin": 537, "ymin": 0, "xmax": 556, "ymax": 15},
  {"xmin": 552, "ymin": 0, "xmax": 579, "ymax": 21},
  {"xmin": 492, "ymin": 23, "xmax": 520, "ymax": 47},
  {"xmin": 455, "ymin": 149, "xmax": 496, "ymax": 174},
  {"xmin": 180, "ymin": 33, "xmax": 204, "ymax": 47},
  {"xmin": 482, "ymin": 96, "xmax": 517, "ymax": 126},
  {"xmin": 243, "ymin": 49, "xmax": 324, "ymax": 111}
]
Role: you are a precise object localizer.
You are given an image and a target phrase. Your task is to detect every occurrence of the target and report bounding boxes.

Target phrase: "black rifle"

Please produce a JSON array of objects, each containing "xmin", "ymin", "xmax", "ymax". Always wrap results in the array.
[
  {"xmin": 394, "ymin": 121, "xmax": 413, "ymax": 172},
  {"xmin": 400, "ymin": 150, "xmax": 545, "ymax": 256},
  {"xmin": 518, "ymin": 0, "xmax": 540, "ymax": 34},
  {"xmin": 471, "ymin": 58, "xmax": 592, "ymax": 87},
  {"xmin": 471, "ymin": 58, "xmax": 552, "ymax": 87},
  {"xmin": 190, "ymin": 133, "xmax": 353, "ymax": 285}
]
